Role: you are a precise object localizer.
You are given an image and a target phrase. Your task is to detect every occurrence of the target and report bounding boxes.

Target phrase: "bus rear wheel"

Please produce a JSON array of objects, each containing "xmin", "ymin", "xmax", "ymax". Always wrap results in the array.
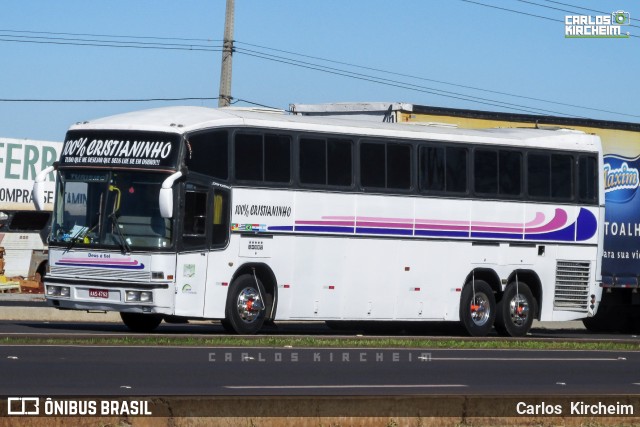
[
  {"xmin": 460, "ymin": 280, "xmax": 495, "ymax": 337},
  {"xmin": 224, "ymin": 274, "xmax": 266, "ymax": 334},
  {"xmin": 120, "ymin": 312, "xmax": 163, "ymax": 332},
  {"xmin": 495, "ymin": 282, "xmax": 535, "ymax": 337}
]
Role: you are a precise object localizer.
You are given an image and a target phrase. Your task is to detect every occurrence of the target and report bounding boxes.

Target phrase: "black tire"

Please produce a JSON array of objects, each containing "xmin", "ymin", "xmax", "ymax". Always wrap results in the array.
[
  {"xmin": 224, "ymin": 274, "xmax": 267, "ymax": 334},
  {"xmin": 120, "ymin": 312, "xmax": 163, "ymax": 332},
  {"xmin": 459, "ymin": 280, "xmax": 496, "ymax": 337},
  {"xmin": 495, "ymin": 281, "xmax": 536, "ymax": 337},
  {"xmin": 163, "ymin": 315, "xmax": 189, "ymax": 324},
  {"xmin": 220, "ymin": 318, "xmax": 235, "ymax": 333}
]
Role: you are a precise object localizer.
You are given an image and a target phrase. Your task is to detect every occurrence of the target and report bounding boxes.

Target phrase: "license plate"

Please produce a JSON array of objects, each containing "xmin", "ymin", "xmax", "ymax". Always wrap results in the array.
[{"xmin": 89, "ymin": 289, "xmax": 109, "ymax": 299}]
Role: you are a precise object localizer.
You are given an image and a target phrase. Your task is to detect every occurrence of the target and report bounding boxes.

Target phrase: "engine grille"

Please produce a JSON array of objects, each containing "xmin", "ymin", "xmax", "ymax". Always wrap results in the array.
[
  {"xmin": 553, "ymin": 261, "xmax": 591, "ymax": 312},
  {"xmin": 50, "ymin": 266, "xmax": 150, "ymax": 282}
]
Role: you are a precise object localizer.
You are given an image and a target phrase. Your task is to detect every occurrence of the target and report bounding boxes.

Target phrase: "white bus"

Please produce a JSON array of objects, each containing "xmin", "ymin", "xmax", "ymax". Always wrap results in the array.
[
  {"xmin": 0, "ymin": 138, "xmax": 60, "ymax": 290},
  {"xmin": 34, "ymin": 106, "xmax": 604, "ymax": 336}
]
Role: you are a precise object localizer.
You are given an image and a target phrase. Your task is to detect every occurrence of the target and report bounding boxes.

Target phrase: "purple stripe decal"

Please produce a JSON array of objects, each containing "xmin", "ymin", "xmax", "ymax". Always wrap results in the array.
[
  {"xmin": 414, "ymin": 230, "xmax": 469, "ymax": 238},
  {"xmin": 294, "ymin": 226, "xmax": 354, "ymax": 233},
  {"xmin": 471, "ymin": 232, "xmax": 523, "ymax": 240},
  {"xmin": 55, "ymin": 262, "xmax": 145, "ymax": 270},
  {"xmin": 356, "ymin": 227, "xmax": 413, "ymax": 236},
  {"xmin": 260, "ymin": 208, "xmax": 597, "ymax": 242},
  {"xmin": 267, "ymin": 226, "xmax": 294, "ymax": 231}
]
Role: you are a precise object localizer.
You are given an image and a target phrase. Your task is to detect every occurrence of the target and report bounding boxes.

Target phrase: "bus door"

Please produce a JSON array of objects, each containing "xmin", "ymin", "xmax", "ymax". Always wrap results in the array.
[
  {"xmin": 175, "ymin": 182, "xmax": 231, "ymax": 317},
  {"xmin": 174, "ymin": 182, "xmax": 210, "ymax": 317}
]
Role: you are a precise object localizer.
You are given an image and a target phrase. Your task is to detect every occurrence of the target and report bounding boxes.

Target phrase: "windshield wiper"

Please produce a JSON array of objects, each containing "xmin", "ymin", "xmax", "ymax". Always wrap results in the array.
[{"xmin": 109, "ymin": 212, "xmax": 132, "ymax": 254}]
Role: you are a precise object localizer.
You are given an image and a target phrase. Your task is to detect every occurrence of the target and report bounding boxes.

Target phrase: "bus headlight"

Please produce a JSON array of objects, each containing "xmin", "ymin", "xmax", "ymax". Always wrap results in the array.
[
  {"xmin": 47, "ymin": 286, "xmax": 60, "ymax": 296},
  {"xmin": 47, "ymin": 286, "xmax": 70, "ymax": 298},
  {"xmin": 125, "ymin": 290, "xmax": 153, "ymax": 303},
  {"xmin": 126, "ymin": 291, "xmax": 140, "ymax": 302}
]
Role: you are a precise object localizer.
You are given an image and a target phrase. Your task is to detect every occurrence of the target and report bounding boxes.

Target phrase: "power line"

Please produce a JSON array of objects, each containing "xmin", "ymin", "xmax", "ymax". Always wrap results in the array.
[
  {"xmin": 236, "ymin": 49, "xmax": 586, "ymax": 117},
  {"xmin": 0, "ymin": 27, "xmax": 637, "ymax": 119},
  {"xmin": 459, "ymin": 0, "xmax": 638, "ymax": 38},
  {"xmin": 0, "ymin": 36, "xmax": 222, "ymax": 52},
  {"xmin": 538, "ymin": 0, "xmax": 639, "ymax": 22},
  {"xmin": 236, "ymin": 47, "xmax": 586, "ymax": 117},
  {"xmin": 514, "ymin": 0, "xmax": 640, "ymax": 29},
  {"xmin": 0, "ymin": 32, "xmax": 222, "ymax": 49},
  {"xmin": 458, "ymin": 0, "xmax": 560, "ymax": 22},
  {"xmin": 231, "ymin": 98, "xmax": 283, "ymax": 110},
  {"xmin": 0, "ymin": 28, "xmax": 220, "ymax": 43},
  {"xmin": 235, "ymin": 40, "xmax": 640, "ymax": 120},
  {"xmin": 0, "ymin": 97, "xmax": 218, "ymax": 102}
]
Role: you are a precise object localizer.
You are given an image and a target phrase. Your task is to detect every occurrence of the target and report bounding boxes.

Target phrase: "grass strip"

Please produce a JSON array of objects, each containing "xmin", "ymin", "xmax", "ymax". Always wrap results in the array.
[{"xmin": 1, "ymin": 335, "xmax": 639, "ymax": 351}]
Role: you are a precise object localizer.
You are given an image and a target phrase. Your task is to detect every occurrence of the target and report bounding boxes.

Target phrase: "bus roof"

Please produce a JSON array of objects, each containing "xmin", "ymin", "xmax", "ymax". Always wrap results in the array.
[{"xmin": 69, "ymin": 106, "xmax": 601, "ymax": 151}]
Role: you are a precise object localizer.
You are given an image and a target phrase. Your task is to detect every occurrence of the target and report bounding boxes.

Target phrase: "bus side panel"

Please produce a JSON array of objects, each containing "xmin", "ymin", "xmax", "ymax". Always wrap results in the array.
[
  {"xmin": 412, "ymin": 197, "xmax": 473, "ymax": 320},
  {"xmin": 287, "ymin": 190, "xmax": 355, "ymax": 319}
]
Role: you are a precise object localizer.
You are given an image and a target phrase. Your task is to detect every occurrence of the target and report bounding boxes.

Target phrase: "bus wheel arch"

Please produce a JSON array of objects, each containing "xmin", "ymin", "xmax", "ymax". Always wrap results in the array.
[
  {"xmin": 230, "ymin": 263, "xmax": 277, "ymax": 320},
  {"xmin": 464, "ymin": 268, "xmax": 501, "ymax": 295},
  {"xmin": 224, "ymin": 263, "xmax": 278, "ymax": 334}
]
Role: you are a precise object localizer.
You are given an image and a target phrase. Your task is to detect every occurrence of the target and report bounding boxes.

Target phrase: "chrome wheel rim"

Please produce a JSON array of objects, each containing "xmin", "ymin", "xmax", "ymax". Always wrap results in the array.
[
  {"xmin": 509, "ymin": 294, "xmax": 529, "ymax": 327},
  {"xmin": 470, "ymin": 292, "xmax": 491, "ymax": 326},
  {"xmin": 236, "ymin": 287, "xmax": 263, "ymax": 323}
]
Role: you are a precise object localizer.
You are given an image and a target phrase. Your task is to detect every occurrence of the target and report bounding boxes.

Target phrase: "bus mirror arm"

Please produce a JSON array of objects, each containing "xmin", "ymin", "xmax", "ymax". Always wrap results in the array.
[
  {"xmin": 33, "ymin": 164, "xmax": 57, "ymax": 211},
  {"xmin": 159, "ymin": 170, "xmax": 183, "ymax": 218}
]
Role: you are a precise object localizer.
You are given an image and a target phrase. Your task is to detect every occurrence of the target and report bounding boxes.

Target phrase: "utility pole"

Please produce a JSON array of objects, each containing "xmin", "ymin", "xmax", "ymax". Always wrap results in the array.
[{"xmin": 218, "ymin": 0, "xmax": 234, "ymax": 107}]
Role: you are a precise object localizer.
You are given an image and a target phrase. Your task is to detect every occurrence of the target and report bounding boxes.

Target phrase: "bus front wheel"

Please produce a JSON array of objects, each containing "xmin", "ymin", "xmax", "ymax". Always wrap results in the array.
[
  {"xmin": 224, "ymin": 274, "xmax": 266, "ymax": 334},
  {"xmin": 495, "ymin": 282, "xmax": 535, "ymax": 337},
  {"xmin": 120, "ymin": 312, "xmax": 163, "ymax": 332},
  {"xmin": 460, "ymin": 280, "xmax": 496, "ymax": 337}
]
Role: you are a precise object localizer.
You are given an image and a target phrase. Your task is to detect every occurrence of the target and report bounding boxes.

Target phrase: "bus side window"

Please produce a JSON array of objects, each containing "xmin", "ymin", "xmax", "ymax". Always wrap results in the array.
[
  {"xmin": 551, "ymin": 154, "xmax": 573, "ymax": 200},
  {"xmin": 211, "ymin": 189, "xmax": 229, "ymax": 248},
  {"xmin": 186, "ymin": 131, "xmax": 228, "ymax": 180},
  {"xmin": 578, "ymin": 156, "xmax": 598, "ymax": 203},
  {"xmin": 183, "ymin": 190, "xmax": 207, "ymax": 249},
  {"xmin": 474, "ymin": 149, "xmax": 498, "ymax": 195},
  {"xmin": 528, "ymin": 153, "xmax": 550, "ymax": 199}
]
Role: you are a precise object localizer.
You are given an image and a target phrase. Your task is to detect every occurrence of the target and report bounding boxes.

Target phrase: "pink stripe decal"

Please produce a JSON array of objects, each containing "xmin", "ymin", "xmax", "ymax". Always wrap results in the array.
[
  {"xmin": 322, "ymin": 216, "xmax": 355, "ymax": 221},
  {"xmin": 296, "ymin": 220, "xmax": 354, "ymax": 226},
  {"xmin": 299, "ymin": 209, "xmax": 567, "ymax": 235},
  {"xmin": 356, "ymin": 221, "xmax": 413, "ymax": 229},
  {"xmin": 525, "ymin": 209, "xmax": 568, "ymax": 233},
  {"xmin": 415, "ymin": 219, "xmax": 468, "ymax": 226},
  {"xmin": 415, "ymin": 224, "xmax": 468, "ymax": 231}
]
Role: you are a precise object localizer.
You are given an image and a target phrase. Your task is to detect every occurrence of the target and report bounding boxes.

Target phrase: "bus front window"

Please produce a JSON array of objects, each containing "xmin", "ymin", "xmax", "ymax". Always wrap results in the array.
[{"xmin": 50, "ymin": 171, "xmax": 174, "ymax": 250}]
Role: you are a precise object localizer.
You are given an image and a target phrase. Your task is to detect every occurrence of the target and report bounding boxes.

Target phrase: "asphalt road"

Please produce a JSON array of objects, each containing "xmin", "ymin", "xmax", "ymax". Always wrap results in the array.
[
  {"xmin": 0, "ymin": 318, "xmax": 637, "ymax": 342},
  {"xmin": 1, "ymin": 345, "xmax": 638, "ymax": 396}
]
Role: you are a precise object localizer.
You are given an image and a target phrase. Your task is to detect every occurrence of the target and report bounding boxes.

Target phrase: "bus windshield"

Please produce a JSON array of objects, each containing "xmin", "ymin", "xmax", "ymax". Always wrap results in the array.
[{"xmin": 50, "ymin": 170, "xmax": 173, "ymax": 250}]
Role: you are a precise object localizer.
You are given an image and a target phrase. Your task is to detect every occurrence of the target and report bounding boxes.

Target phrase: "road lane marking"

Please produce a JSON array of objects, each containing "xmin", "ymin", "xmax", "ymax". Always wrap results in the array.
[{"xmin": 226, "ymin": 385, "xmax": 468, "ymax": 389}]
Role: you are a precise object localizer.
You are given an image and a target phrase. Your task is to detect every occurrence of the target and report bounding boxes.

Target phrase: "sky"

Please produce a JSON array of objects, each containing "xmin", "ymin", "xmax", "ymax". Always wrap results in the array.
[{"xmin": 0, "ymin": 0, "xmax": 638, "ymax": 142}]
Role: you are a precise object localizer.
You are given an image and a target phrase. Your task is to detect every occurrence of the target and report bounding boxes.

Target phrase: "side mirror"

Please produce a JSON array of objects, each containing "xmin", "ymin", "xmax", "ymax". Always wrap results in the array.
[
  {"xmin": 33, "ymin": 165, "xmax": 56, "ymax": 211},
  {"xmin": 159, "ymin": 171, "xmax": 183, "ymax": 218}
]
